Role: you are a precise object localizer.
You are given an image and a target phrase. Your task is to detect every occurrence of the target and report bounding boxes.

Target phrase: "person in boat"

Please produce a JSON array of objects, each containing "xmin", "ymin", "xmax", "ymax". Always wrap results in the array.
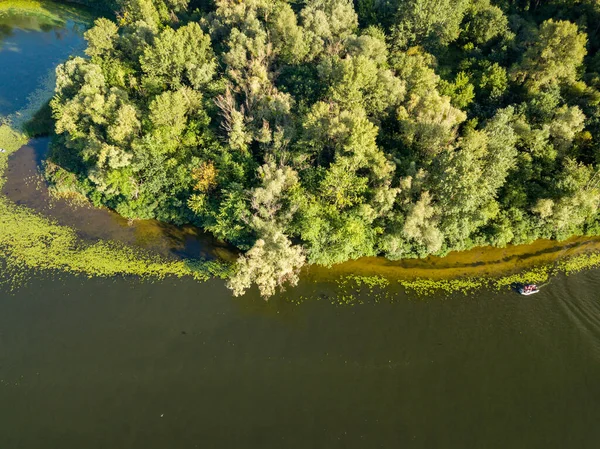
[{"xmin": 522, "ymin": 284, "xmax": 537, "ymax": 293}]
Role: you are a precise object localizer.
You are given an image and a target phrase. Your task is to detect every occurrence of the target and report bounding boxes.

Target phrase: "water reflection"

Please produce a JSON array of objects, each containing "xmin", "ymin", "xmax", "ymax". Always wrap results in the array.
[
  {"xmin": 0, "ymin": 6, "xmax": 65, "ymax": 52},
  {"xmin": 0, "ymin": 4, "xmax": 90, "ymax": 116}
]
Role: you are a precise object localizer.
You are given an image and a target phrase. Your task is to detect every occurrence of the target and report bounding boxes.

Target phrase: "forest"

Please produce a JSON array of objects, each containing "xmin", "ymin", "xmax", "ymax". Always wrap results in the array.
[{"xmin": 47, "ymin": 0, "xmax": 600, "ymax": 296}]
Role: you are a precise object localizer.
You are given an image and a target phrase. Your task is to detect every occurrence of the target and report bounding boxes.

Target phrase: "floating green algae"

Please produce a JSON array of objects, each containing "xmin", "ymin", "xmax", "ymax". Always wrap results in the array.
[
  {"xmin": 0, "ymin": 125, "xmax": 231, "ymax": 288},
  {"xmin": 396, "ymin": 257, "xmax": 600, "ymax": 298},
  {"xmin": 0, "ymin": 0, "xmax": 93, "ymax": 25},
  {"xmin": 0, "ymin": 4, "xmax": 231, "ymax": 288}
]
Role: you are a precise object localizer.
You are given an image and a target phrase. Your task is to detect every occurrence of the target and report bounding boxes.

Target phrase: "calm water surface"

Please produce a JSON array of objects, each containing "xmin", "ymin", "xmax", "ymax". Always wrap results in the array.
[
  {"xmin": 0, "ymin": 3, "xmax": 89, "ymax": 117},
  {"xmin": 2, "ymin": 272, "xmax": 600, "ymax": 448},
  {"xmin": 2, "ymin": 3, "xmax": 600, "ymax": 449}
]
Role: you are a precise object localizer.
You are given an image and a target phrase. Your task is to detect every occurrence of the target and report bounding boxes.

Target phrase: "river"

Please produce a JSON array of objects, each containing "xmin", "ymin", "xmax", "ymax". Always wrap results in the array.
[{"xmin": 2, "ymin": 3, "xmax": 600, "ymax": 448}]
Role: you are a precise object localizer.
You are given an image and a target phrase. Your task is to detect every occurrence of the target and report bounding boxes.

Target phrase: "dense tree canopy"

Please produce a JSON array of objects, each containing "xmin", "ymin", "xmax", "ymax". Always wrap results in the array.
[{"xmin": 49, "ymin": 0, "xmax": 600, "ymax": 296}]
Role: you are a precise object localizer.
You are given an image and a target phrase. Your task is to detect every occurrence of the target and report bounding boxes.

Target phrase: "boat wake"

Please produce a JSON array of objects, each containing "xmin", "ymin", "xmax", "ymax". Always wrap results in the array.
[{"xmin": 553, "ymin": 273, "xmax": 600, "ymax": 357}]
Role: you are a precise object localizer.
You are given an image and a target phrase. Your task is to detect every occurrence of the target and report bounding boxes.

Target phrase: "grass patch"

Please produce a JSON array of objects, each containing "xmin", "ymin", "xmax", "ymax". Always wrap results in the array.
[
  {"xmin": 0, "ymin": 124, "xmax": 28, "ymax": 157},
  {"xmin": 0, "ymin": 0, "xmax": 94, "ymax": 25}
]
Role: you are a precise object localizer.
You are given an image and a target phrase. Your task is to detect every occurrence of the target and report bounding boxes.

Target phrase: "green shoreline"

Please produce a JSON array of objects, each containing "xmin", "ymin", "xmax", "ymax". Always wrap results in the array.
[
  {"xmin": 3, "ymin": 122, "xmax": 600, "ymax": 296},
  {"xmin": 0, "ymin": 0, "xmax": 94, "ymax": 25},
  {"xmin": 2, "ymin": 2, "xmax": 600, "ymax": 297},
  {"xmin": 0, "ymin": 125, "xmax": 231, "ymax": 289},
  {"xmin": 0, "ymin": 1, "xmax": 230, "ymax": 289}
]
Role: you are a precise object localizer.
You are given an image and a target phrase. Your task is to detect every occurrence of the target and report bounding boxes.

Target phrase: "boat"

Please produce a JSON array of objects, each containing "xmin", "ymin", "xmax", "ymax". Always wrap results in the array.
[{"xmin": 518, "ymin": 284, "xmax": 540, "ymax": 295}]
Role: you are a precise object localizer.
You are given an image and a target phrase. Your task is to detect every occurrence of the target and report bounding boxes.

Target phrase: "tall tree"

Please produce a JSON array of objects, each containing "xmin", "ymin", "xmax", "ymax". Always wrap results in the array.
[{"xmin": 511, "ymin": 19, "xmax": 588, "ymax": 92}]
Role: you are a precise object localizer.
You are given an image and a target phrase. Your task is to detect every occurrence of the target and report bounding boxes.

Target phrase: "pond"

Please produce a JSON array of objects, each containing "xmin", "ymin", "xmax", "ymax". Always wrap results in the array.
[{"xmin": 2, "ymin": 2, "xmax": 600, "ymax": 448}]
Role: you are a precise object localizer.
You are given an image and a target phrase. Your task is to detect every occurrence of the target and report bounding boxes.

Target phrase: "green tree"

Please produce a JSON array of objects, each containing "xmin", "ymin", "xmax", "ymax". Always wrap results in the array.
[
  {"xmin": 402, "ymin": 191, "xmax": 444, "ymax": 254},
  {"xmin": 432, "ymin": 110, "xmax": 518, "ymax": 250},
  {"xmin": 227, "ymin": 230, "xmax": 305, "ymax": 297},
  {"xmin": 391, "ymin": 0, "xmax": 470, "ymax": 49},
  {"xmin": 301, "ymin": 0, "xmax": 358, "ymax": 58},
  {"xmin": 460, "ymin": 0, "xmax": 509, "ymax": 46},
  {"xmin": 439, "ymin": 72, "xmax": 475, "ymax": 110},
  {"xmin": 84, "ymin": 18, "xmax": 119, "ymax": 60},
  {"xmin": 477, "ymin": 62, "xmax": 508, "ymax": 101},
  {"xmin": 140, "ymin": 22, "xmax": 216, "ymax": 91},
  {"xmin": 393, "ymin": 48, "xmax": 466, "ymax": 158},
  {"xmin": 511, "ymin": 19, "xmax": 588, "ymax": 92}
]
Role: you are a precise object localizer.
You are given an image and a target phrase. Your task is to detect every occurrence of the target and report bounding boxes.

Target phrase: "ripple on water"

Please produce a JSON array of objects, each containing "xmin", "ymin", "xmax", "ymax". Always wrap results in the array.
[{"xmin": 551, "ymin": 272, "xmax": 600, "ymax": 356}]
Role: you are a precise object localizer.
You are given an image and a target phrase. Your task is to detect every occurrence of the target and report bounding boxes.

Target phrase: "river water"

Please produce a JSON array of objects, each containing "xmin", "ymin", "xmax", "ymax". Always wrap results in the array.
[{"xmin": 2, "ymin": 3, "xmax": 600, "ymax": 448}]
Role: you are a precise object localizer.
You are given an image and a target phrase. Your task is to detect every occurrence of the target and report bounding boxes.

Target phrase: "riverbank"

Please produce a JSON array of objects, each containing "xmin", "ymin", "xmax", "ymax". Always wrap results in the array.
[
  {"xmin": 0, "ymin": 126, "xmax": 230, "ymax": 289},
  {"xmin": 4, "ymin": 123, "xmax": 600, "ymax": 296},
  {"xmin": 3, "ymin": 1, "xmax": 600, "ymax": 298},
  {"xmin": 5, "ymin": 109, "xmax": 600, "ymax": 297},
  {"xmin": 310, "ymin": 235, "xmax": 600, "ymax": 296}
]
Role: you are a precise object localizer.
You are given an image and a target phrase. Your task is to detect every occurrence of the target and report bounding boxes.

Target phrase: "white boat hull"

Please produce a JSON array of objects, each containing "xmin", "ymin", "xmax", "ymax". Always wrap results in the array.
[{"xmin": 519, "ymin": 289, "xmax": 539, "ymax": 295}]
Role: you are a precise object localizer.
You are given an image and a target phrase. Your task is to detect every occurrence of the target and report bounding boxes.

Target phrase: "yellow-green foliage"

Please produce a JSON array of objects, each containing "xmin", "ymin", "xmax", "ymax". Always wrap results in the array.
[
  {"xmin": 0, "ymin": 0, "xmax": 59, "ymax": 15},
  {"xmin": 0, "ymin": 0, "xmax": 92, "ymax": 24},
  {"xmin": 0, "ymin": 125, "xmax": 28, "ymax": 160},
  {"xmin": 560, "ymin": 252, "xmax": 600, "ymax": 274},
  {"xmin": 343, "ymin": 274, "xmax": 390, "ymax": 288},
  {"xmin": 0, "ymin": 124, "xmax": 230, "ymax": 286},
  {"xmin": 492, "ymin": 267, "xmax": 550, "ymax": 290}
]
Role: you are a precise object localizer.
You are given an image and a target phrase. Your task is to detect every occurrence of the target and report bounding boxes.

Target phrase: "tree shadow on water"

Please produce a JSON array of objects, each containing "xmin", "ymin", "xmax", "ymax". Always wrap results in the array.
[{"xmin": 155, "ymin": 221, "xmax": 238, "ymax": 263}]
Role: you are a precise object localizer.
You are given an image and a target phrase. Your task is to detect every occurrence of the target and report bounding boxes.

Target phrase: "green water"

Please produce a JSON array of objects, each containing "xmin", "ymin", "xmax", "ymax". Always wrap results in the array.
[{"xmin": 2, "ymin": 3, "xmax": 600, "ymax": 448}]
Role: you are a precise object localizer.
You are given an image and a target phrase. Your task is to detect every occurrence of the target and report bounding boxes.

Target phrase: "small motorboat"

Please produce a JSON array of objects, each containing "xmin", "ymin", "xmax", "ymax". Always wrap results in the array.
[{"xmin": 518, "ymin": 284, "xmax": 540, "ymax": 295}]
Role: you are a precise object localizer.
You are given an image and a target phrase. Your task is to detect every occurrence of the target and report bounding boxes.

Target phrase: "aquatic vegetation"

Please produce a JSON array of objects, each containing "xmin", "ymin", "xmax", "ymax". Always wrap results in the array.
[
  {"xmin": 342, "ymin": 275, "xmax": 390, "ymax": 289},
  {"xmin": 561, "ymin": 252, "xmax": 600, "ymax": 275},
  {"xmin": 492, "ymin": 268, "xmax": 551, "ymax": 290},
  {"xmin": 399, "ymin": 278, "xmax": 484, "ymax": 297},
  {"xmin": 0, "ymin": 0, "xmax": 63, "ymax": 23},
  {"xmin": 0, "ymin": 125, "xmax": 28, "ymax": 159},
  {"xmin": 330, "ymin": 275, "xmax": 393, "ymax": 305},
  {"xmin": 1, "ymin": 124, "xmax": 231, "ymax": 288},
  {"xmin": 396, "ymin": 256, "xmax": 600, "ymax": 297}
]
